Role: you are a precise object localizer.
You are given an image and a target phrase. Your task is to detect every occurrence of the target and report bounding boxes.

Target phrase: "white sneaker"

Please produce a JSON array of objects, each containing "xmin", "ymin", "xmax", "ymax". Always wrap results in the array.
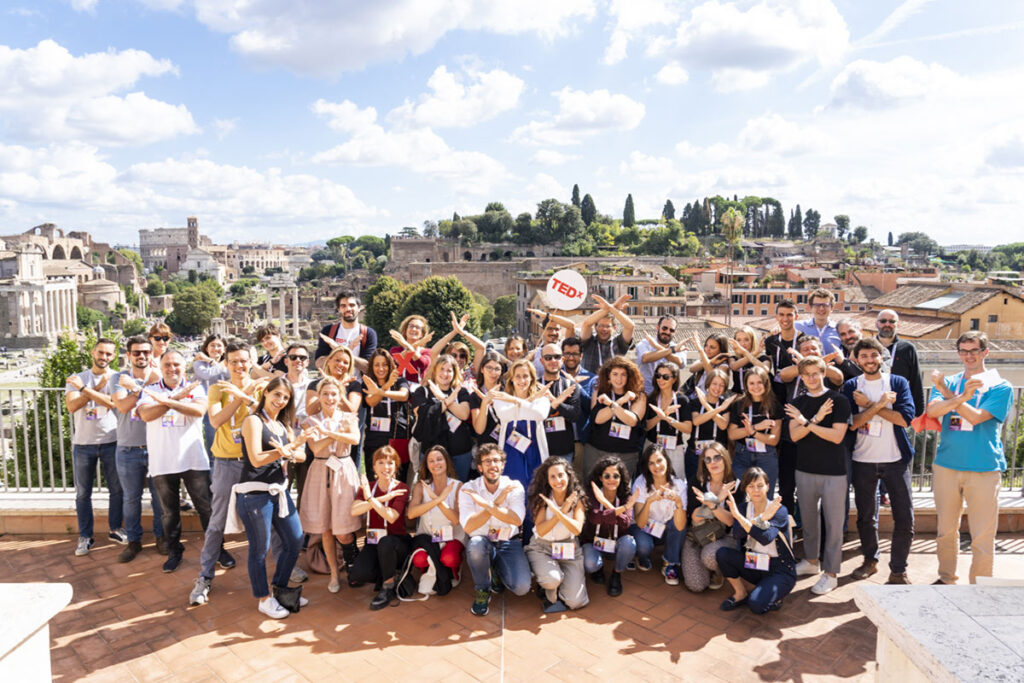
[
  {"xmin": 298, "ymin": 596, "xmax": 309, "ymax": 608},
  {"xmin": 258, "ymin": 596, "xmax": 290, "ymax": 619},
  {"xmin": 795, "ymin": 560, "xmax": 821, "ymax": 576},
  {"xmin": 75, "ymin": 537, "xmax": 94, "ymax": 556},
  {"xmin": 290, "ymin": 566, "xmax": 309, "ymax": 583},
  {"xmin": 811, "ymin": 573, "xmax": 838, "ymax": 595}
]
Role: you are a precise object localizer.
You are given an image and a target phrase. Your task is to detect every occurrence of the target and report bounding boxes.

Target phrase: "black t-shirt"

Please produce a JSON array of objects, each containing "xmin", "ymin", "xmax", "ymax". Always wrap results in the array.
[
  {"xmin": 790, "ymin": 389, "xmax": 851, "ymax": 476},
  {"xmin": 363, "ymin": 376, "xmax": 410, "ymax": 449},
  {"xmin": 410, "ymin": 385, "xmax": 474, "ymax": 455},
  {"xmin": 731, "ymin": 355, "xmax": 772, "ymax": 394},
  {"xmin": 542, "ymin": 375, "xmax": 581, "ymax": 457},
  {"xmin": 588, "ymin": 391, "xmax": 644, "ymax": 454},
  {"xmin": 644, "ymin": 390, "xmax": 689, "ymax": 443},
  {"xmin": 728, "ymin": 399, "xmax": 784, "ymax": 431},
  {"xmin": 468, "ymin": 390, "xmax": 501, "ymax": 445},
  {"xmin": 257, "ymin": 352, "xmax": 288, "ymax": 374},
  {"xmin": 687, "ymin": 395, "xmax": 732, "ymax": 451}
]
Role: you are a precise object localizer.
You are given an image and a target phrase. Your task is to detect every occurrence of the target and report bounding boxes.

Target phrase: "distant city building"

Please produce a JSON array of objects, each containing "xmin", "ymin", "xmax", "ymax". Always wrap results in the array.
[
  {"xmin": 0, "ymin": 246, "xmax": 77, "ymax": 348},
  {"xmin": 943, "ymin": 244, "xmax": 994, "ymax": 255}
]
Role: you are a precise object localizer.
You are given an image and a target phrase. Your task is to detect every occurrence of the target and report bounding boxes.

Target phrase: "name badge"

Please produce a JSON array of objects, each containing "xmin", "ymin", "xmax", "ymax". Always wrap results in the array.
[
  {"xmin": 949, "ymin": 414, "xmax": 973, "ymax": 432},
  {"xmin": 544, "ymin": 416, "xmax": 566, "ymax": 433},
  {"xmin": 366, "ymin": 528, "xmax": 387, "ymax": 545},
  {"xmin": 643, "ymin": 521, "xmax": 666, "ymax": 539},
  {"xmin": 551, "ymin": 542, "xmax": 575, "ymax": 560},
  {"xmin": 487, "ymin": 527, "xmax": 512, "ymax": 542},
  {"xmin": 489, "ymin": 425, "xmax": 500, "ymax": 441},
  {"xmin": 609, "ymin": 422, "xmax": 632, "ymax": 440},
  {"xmin": 593, "ymin": 536, "xmax": 617, "ymax": 553},
  {"xmin": 370, "ymin": 416, "xmax": 391, "ymax": 432},
  {"xmin": 431, "ymin": 525, "xmax": 454, "ymax": 543},
  {"xmin": 656, "ymin": 434, "xmax": 678, "ymax": 451},
  {"xmin": 85, "ymin": 403, "xmax": 107, "ymax": 421},
  {"xmin": 161, "ymin": 411, "xmax": 184, "ymax": 428},
  {"xmin": 745, "ymin": 437, "xmax": 767, "ymax": 453},
  {"xmin": 445, "ymin": 412, "xmax": 462, "ymax": 433},
  {"xmin": 695, "ymin": 439, "xmax": 716, "ymax": 454},
  {"xmin": 231, "ymin": 426, "xmax": 242, "ymax": 444},
  {"xmin": 744, "ymin": 551, "xmax": 770, "ymax": 571},
  {"xmin": 507, "ymin": 431, "xmax": 531, "ymax": 453},
  {"xmin": 129, "ymin": 407, "xmax": 142, "ymax": 422},
  {"xmin": 858, "ymin": 419, "xmax": 883, "ymax": 438},
  {"xmin": 325, "ymin": 456, "xmax": 343, "ymax": 473}
]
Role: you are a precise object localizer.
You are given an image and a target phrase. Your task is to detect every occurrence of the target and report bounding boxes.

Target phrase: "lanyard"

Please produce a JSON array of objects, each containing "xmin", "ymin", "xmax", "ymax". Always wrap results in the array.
[
  {"xmin": 775, "ymin": 335, "xmax": 795, "ymax": 367},
  {"xmin": 603, "ymin": 496, "xmax": 621, "ymax": 540},
  {"xmin": 699, "ymin": 398, "xmax": 719, "ymax": 440},
  {"xmin": 660, "ymin": 392, "xmax": 680, "ymax": 434},
  {"xmin": 367, "ymin": 480, "xmax": 394, "ymax": 528}
]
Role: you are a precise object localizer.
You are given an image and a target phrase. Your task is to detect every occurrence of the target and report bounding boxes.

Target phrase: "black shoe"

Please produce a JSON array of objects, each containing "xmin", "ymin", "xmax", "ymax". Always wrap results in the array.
[
  {"xmin": 118, "ymin": 541, "xmax": 142, "ymax": 563},
  {"xmin": 370, "ymin": 586, "xmax": 396, "ymax": 610},
  {"xmin": 155, "ymin": 536, "xmax": 169, "ymax": 556},
  {"xmin": 162, "ymin": 550, "xmax": 183, "ymax": 573},
  {"xmin": 471, "ymin": 589, "xmax": 490, "ymax": 616},
  {"xmin": 607, "ymin": 571, "xmax": 623, "ymax": 597},
  {"xmin": 217, "ymin": 548, "xmax": 236, "ymax": 569},
  {"xmin": 491, "ymin": 573, "xmax": 505, "ymax": 594},
  {"xmin": 590, "ymin": 569, "xmax": 605, "ymax": 585}
]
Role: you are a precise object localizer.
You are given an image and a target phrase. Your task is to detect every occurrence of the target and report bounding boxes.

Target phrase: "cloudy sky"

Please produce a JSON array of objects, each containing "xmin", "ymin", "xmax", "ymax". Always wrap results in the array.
[{"xmin": 1, "ymin": 1, "xmax": 1022, "ymax": 247}]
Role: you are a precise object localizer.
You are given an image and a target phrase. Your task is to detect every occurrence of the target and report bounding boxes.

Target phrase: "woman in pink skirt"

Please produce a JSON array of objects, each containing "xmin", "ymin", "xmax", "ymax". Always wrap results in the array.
[{"xmin": 300, "ymin": 377, "xmax": 361, "ymax": 593}]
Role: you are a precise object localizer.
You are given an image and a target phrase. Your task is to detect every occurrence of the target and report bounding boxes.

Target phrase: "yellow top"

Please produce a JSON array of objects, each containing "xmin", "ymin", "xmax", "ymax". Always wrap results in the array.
[{"xmin": 209, "ymin": 382, "xmax": 259, "ymax": 459}]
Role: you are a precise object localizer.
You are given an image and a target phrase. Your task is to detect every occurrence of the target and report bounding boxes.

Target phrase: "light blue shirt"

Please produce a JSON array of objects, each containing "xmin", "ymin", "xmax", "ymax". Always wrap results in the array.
[
  {"xmin": 795, "ymin": 318, "xmax": 842, "ymax": 356},
  {"xmin": 933, "ymin": 372, "xmax": 1013, "ymax": 472}
]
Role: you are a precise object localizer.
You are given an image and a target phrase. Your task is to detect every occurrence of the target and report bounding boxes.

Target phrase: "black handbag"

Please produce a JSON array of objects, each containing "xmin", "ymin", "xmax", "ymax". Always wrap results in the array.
[
  {"xmin": 687, "ymin": 518, "xmax": 728, "ymax": 547},
  {"xmin": 273, "ymin": 584, "xmax": 304, "ymax": 613}
]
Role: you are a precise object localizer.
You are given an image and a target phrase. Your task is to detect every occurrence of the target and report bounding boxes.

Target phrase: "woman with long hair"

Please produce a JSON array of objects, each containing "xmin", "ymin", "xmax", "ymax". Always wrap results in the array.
[
  {"xmin": 504, "ymin": 335, "xmax": 526, "ymax": 363},
  {"xmin": 629, "ymin": 444, "xmax": 687, "ymax": 585},
  {"xmin": 581, "ymin": 456, "xmax": 637, "ymax": 597},
  {"xmin": 644, "ymin": 360, "xmax": 692, "ymax": 477},
  {"xmin": 728, "ymin": 326, "xmax": 772, "ymax": 395},
  {"xmin": 584, "ymin": 356, "xmax": 646, "ymax": 476},
  {"xmin": 493, "ymin": 359, "xmax": 551, "ymax": 495},
  {"xmin": 236, "ymin": 376, "xmax": 314, "ymax": 619},
  {"xmin": 306, "ymin": 345, "xmax": 361, "ymax": 417},
  {"xmin": 349, "ymin": 446, "xmax": 412, "ymax": 610},
  {"xmin": 685, "ymin": 367, "xmax": 735, "ymax": 513},
  {"xmin": 525, "ymin": 458, "xmax": 589, "ymax": 612},
  {"xmin": 362, "ymin": 348, "xmax": 412, "ymax": 482},
  {"xmin": 389, "ymin": 314, "xmax": 432, "ymax": 384},
  {"xmin": 300, "ymin": 377, "xmax": 362, "ymax": 593},
  {"xmin": 727, "ymin": 366, "xmax": 783, "ymax": 496},
  {"xmin": 469, "ymin": 351, "xmax": 507, "ymax": 448},
  {"xmin": 192, "ymin": 334, "xmax": 228, "ymax": 390},
  {"xmin": 410, "ymin": 354, "xmax": 474, "ymax": 480},
  {"xmin": 717, "ymin": 467, "xmax": 796, "ymax": 614},
  {"xmin": 407, "ymin": 445, "xmax": 466, "ymax": 596},
  {"xmin": 683, "ymin": 332, "xmax": 731, "ymax": 398},
  {"xmin": 681, "ymin": 441, "xmax": 738, "ymax": 593}
]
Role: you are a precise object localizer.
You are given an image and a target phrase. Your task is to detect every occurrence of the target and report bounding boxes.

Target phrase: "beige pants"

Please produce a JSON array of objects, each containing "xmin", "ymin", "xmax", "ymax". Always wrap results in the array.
[{"xmin": 933, "ymin": 464, "xmax": 1001, "ymax": 584}]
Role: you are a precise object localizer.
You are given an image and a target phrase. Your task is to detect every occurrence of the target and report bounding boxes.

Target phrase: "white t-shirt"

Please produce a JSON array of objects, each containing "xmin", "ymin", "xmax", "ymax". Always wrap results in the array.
[
  {"xmin": 536, "ymin": 504, "xmax": 576, "ymax": 542},
  {"xmin": 330, "ymin": 324, "xmax": 364, "ymax": 378},
  {"xmin": 458, "ymin": 475, "xmax": 525, "ymax": 539},
  {"xmin": 138, "ymin": 382, "xmax": 210, "ymax": 476},
  {"xmin": 415, "ymin": 480, "xmax": 468, "ymax": 544},
  {"xmin": 632, "ymin": 476, "xmax": 687, "ymax": 525},
  {"xmin": 852, "ymin": 374, "xmax": 901, "ymax": 464}
]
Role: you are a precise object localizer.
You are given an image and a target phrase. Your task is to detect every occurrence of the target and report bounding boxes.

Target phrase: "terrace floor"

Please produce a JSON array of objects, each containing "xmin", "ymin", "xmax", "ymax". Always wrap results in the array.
[{"xmin": 3, "ymin": 531, "xmax": 1023, "ymax": 682}]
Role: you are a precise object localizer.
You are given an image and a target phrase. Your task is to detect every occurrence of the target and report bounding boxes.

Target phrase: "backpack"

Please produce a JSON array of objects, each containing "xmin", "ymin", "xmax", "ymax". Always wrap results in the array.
[{"xmin": 326, "ymin": 322, "xmax": 368, "ymax": 350}]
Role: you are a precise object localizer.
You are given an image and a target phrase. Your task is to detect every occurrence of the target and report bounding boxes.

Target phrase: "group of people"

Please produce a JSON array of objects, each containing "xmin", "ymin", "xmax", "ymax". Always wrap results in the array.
[{"xmin": 66, "ymin": 287, "xmax": 1013, "ymax": 620}]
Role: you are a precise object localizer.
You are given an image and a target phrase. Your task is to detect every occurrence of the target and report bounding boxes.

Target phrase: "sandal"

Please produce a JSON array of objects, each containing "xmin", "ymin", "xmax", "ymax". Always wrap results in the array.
[{"xmin": 720, "ymin": 595, "xmax": 749, "ymax": 611}]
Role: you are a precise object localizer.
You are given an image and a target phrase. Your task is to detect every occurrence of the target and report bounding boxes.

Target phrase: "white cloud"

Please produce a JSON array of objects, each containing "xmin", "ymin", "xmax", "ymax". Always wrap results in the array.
[
  {"xmin": 531, "ymin": 149, "xmax": 579, "ymax": 166},
  {"xmin": 603, "ymin": 0, "xmax": 678, "ymax": 64},
  {"xmin": 985, "ymin": 133, "xmax": 1024, "ymax": 169},
  {"xmin": 512, "ymin": 87, "xmax": 645, "ymax": 146},
  {"xmin": 737, "ymin": 113, "xmax": 832, "ymax": 156},
  {"xmin": 212, "ymin": 118, "xmax": 238, "ymax": 140},
  {"xmin": 828, "ymin": 56, "xmax": 959, "ymax": 109},
  {"xmin": 386, "ymin": 65, "xmax": 524, "ymax": 129},
  {"xmin": 311, "ymin": 99, "xmax": 508, "ymax": 195},
  {"xmin": 526, "ymin": 173, "xmax": 566, "ymax": 200},
  {"xmin": 167, "ymin": 0, "xmax": 596, "ymax": 76},
  {"xmin": 648, "ymin": 0, "xmax": 849, "ymax": 91},
  {"xmin": 0, "ymin": 39, "xmax": 197, "ymax": 146},
  {"xmin": 655, "ymin": 61, "xmax": 689, "ymax": 85},
  {"xmin": 856, "ymin": 0, "xmax": 937, "ymax": 46},
  {"xmin": 69, "ymin": 0, "xmax": 98, "ymax": 11}
]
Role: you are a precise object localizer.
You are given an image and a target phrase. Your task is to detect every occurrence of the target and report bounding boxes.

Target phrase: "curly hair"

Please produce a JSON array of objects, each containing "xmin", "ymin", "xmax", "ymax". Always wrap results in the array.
[
  {"xmin": 587, "ymin": 455, "xmax": 631, "ymax": 504},
  {"xmin": 595, "ymin": 355, "xmax": 644, "ymax": 397},
  {"xmin": 527, "ymin": 457, "xmax": 586, "ymax": 521}
]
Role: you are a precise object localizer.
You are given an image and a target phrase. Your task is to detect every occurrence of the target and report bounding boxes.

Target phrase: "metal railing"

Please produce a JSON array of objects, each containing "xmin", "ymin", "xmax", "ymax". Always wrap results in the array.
[{"xmin": 0, "ymin": 385, "xmax": 1022, "ymax": 495}]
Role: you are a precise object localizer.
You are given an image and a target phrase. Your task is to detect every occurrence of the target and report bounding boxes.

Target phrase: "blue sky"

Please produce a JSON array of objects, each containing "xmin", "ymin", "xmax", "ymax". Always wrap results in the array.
[{"xmin": 2, "ymin": 1, "xmax": 1023, "ymax": 247}]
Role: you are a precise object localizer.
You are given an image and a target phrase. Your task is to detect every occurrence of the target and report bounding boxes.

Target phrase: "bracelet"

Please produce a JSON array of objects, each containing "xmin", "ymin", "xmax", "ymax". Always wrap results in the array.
[{"xmin": 752, "ymin": 515, "xmax": 770, "ymax": 530}]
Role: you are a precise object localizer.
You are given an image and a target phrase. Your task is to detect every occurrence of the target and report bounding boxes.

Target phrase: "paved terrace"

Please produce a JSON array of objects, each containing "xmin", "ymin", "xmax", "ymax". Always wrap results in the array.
[{"xmin": 2, "ymin": 531, "xmax": 1024, "ymax": 682}]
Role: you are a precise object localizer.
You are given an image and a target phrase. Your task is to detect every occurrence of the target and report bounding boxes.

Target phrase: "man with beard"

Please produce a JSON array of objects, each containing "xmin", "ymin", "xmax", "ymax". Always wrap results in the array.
[
  {"xmin": 636, "ymin": 316, "xmax": 686, "ymax": 393},
  {"xmin": 875, "ymin": 309, "xmax": 924, "ymax": 416},
  {"xmin": 525, "ymin": 308, "xmax": 576, "ymax": 377},
  {"xmin": 538, "ymin": 343, "xmax": 582, "ymax": 463},
  {"xmin": 580, "ymin": 294, "xmax": 634, "ymax": 374},
  {"xmin": 315, "ymin": 290, "xmax": 377, "ymax": 376},
  {"xmin": 66, "ymin": 338, "xmax": 126, "ymax": 556},
  {"xmin": 561, "ymin": 336, "xmax": 595, "ymax": 474},
  {"xmin": 460, "ymin": 444, "xmax": 532, "ymax": 616},
  {"xmin": 842, "ymin": 338, "xmax": 915, "ymax": 585}
]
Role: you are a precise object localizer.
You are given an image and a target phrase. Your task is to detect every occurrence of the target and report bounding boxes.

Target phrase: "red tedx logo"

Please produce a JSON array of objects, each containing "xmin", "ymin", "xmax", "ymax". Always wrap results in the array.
[{"xmin": 551, "ymin": 278, "xmax": 583, "ymax": 300}]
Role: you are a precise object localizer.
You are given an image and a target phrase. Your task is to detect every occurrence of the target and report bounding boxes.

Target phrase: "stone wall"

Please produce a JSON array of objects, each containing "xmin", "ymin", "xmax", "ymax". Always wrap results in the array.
[{"xmin": 406, "ymin": 261, "xmax": 521, "ymax": 301}]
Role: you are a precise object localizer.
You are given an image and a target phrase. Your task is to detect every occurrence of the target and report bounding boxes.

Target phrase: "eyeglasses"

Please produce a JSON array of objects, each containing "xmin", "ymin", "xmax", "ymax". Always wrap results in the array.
[
  {"xmin": 542, "ymin": 354, "xmax": 562, "ymax": 361},
  {"xmin": 287, "ymin": 355, "xmax": 308, "ymax": 362},
  {"xmin": 877, "ymin": 319, "xmax": 897, "ymax": 324},
  {"xmin": 150, "ymin": 336, "xmax": 170, "ymax": 342},
  {"xmin": 602, "ymin": 472, "xmax": 621, "ymax": 480},
  {"xmin": 703, "ymin": 454, "xmax": 724, "ymax": 464},
  {"xmin": 656, "ymin": 373, "xmax": 674, "ymax": 380},
  {"xmin": 958, "ymin": 348, "xmax": 983, "ymax": 356},
  {"xmin": 130, "ymin": 350, "xmax": 151, "ymax": 356},
  {"xmin": 562, "ymin": 351, "xmax": 580, "ymax": 357},
  {"xmin": 480, "ymin": 457, "xmax": 504, "ymax": 465},
  {"xmin": 810, "ymin": 303, "xmax": 831, "ymax": 309}
]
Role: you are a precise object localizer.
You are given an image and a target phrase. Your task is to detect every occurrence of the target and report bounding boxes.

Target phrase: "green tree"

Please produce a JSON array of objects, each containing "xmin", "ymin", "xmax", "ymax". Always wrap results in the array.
[
  {"xmin": 472, "ymin": 292, "xmax": 494, "ymax": 336},
  {"xmin": 580, "ymin": 194, "xmax": 596, "ymax": 226},
  {"xmin": 834, "ymin": 214, "xmax": 850, "ymax": 241},
  {"xmin": 353, "ymin": 235, "xmax": 388, "ymax": 258},
  {"xmin": 512, "ymin": 212, "xmax": 534, "ymax": 243},
  {"xmin": 571, "ymin": 184, "xmax": 581, "ymax": 208},
  {"xmin": 146, "ymin": 276, "xmax": 165, "ymax": 297},
  {"xmin": 662, "ymin": 199, "xmax": 675, "ymax": 221},
  {"xmin": 888, "ymin": 231, "xmax": 894, "ymax": 247},
  {"xmin": 803, "ymin": 208, "xmax": 821, "ymax": 239},
  {"xmin": 493, "ymin": 295, "xmax": 516, "ymax": 333},
  {"xmin": 398, "ymin": 276, "xmax": 479, "ymax": 342},
  {"xmin": 166, "ymin": 287, "xmax": 220, "ymax": 336},
  {"xmin": 122, "ymin": 318, "xmax": 149, "ymax": 336},
  {"xmin": 853, "ymin": 226, "xmax": 869, "ymax": 244},
  {"xmin": 788, "ymin": 205, "xmax": 803, "ymax": 240},
  {"xmin": 77, "ymin": 304, "xmax": 106, "ymax": 332},
  {"xmin": 398, "ymin": 225, "xmax": 419, "ymax": 238},
  {"xmin": 475, "ymin": 205, "xmax": 514, "ymax": 242},
  {"xmin": 229, "ymin": 278, "xmax": 258, "ymax": 297},
  {"xmin": 623, "ymin": 194, "xmax": 635, "ymax": 227},
  {"xmin": 534, "ymin": 199, "xmax": 565, "ymax": 244},
  {"xmin": 363, "ymin": 276, "xmax": 407, "ymax": 339},
  {"xmin": 188, "ymin": 269, "xmax": 198, "ymax": 284},
  {"xmin": 117, "ymin": 248, "xmax": 143, "ymax": 273},
  {"xmin": 897, "ymin": 231, "xmax": 938, "ymax": 256}
]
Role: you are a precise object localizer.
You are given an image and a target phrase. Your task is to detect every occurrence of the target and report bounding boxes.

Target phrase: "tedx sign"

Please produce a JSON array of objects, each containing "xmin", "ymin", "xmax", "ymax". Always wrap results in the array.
[{"xmin": 546, "ymin": 269, "xmax": 588, "ymax": 310}]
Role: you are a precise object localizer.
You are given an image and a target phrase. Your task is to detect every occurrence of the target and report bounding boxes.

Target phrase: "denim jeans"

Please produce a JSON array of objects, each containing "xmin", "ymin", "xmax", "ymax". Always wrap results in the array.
[
  {"xmin": 151, "ymin": 470, "xmax": 212, "ymax": 552},
  {"xmin": 732, "ymin": 442, "xmax": 779, "ymax": 498},
  {"xmin": 630, "ymin": 522, "xmax": 684, "ymax": 565},
  {"xmin": 236, "ymin": 491, "xmax": 303, "ymax": 598},
  {"xmin": 73, "ymin": 442, "xmax": 122, "ymax": 540},
  {"xmin": 465, "ymin": 535, "xmax": 532, "ymax": 595},
  {"xmin": 852, "ymin": 460, "xmax": 915, "ymax": 573},
  {"xmin": 115, "ymin": 445, "xmax": 164, "ymax": 542},
  {"xmin": 451, "ymin": 451, "xmax": 473, "ymax": 483},
  {"xmin": 582, "ymin": 535, "xmax": 637, "ymax": 573}
]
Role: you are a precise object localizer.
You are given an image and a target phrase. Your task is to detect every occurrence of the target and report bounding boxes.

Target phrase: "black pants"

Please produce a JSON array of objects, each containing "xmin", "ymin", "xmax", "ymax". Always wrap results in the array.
[
  {"xmin": 349, "ymin": 534, "xmax": 412, "ymax": 587},
  {"xmin": 778, "ymin": 441, "xmax": 798, "ymax": 523},
  {"xmin": 151, "ymin": 469, "xmax": 212, "ymax": 551}
]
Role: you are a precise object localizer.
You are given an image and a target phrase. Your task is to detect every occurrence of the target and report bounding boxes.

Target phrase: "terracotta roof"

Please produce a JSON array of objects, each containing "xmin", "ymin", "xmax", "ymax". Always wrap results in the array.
[
  {"xmin": 871, "ymin": 285, "xmax": 950, "ymax": 309},
  {"xmin": 851, "ymin": 311, "xmax": 953, "ymax": 338},
  {"xmin": 795, "ymin": 267, "xmax": 834, "ymax": 280}
]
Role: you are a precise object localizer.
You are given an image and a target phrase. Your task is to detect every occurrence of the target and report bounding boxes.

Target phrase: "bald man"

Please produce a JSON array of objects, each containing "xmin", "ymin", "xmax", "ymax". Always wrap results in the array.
[{"xmin": 875, "ymin": 310, "xmax": 924, "ymax": 416}]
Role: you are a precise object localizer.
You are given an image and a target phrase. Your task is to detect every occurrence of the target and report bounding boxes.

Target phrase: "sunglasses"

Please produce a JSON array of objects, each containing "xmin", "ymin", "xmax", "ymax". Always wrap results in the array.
[
  {"xmin": 455, "ymin": 353, "xmax": 469, "ymax": 360},
  {"xmin": 130, "ymin": 350, "xmax": 151, "ymax": 356},
  {"xmin": 877, "ymin": 319, "xmax": 897, "ymax": 324},
  {"xmin": 656, "ymin": 373, "xmax": 674, "ymax": 380},
  {"xmin": 288, "ymin": 355, "xmax": 308, "ymax": 362},
  {"xmin": 150, "ymin": 336, "xmax": 170, "ymax": 342},
  {"xmin": 703, "ymin": 454, "xmax": 724, "ymax": 464},
  {"xmin": 602, "ymin": 472, "xmax": 621, "ymax": 480},
  {"xmin": 542, "ymin": 354, "xmax": 562, "ymax": 361}
]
